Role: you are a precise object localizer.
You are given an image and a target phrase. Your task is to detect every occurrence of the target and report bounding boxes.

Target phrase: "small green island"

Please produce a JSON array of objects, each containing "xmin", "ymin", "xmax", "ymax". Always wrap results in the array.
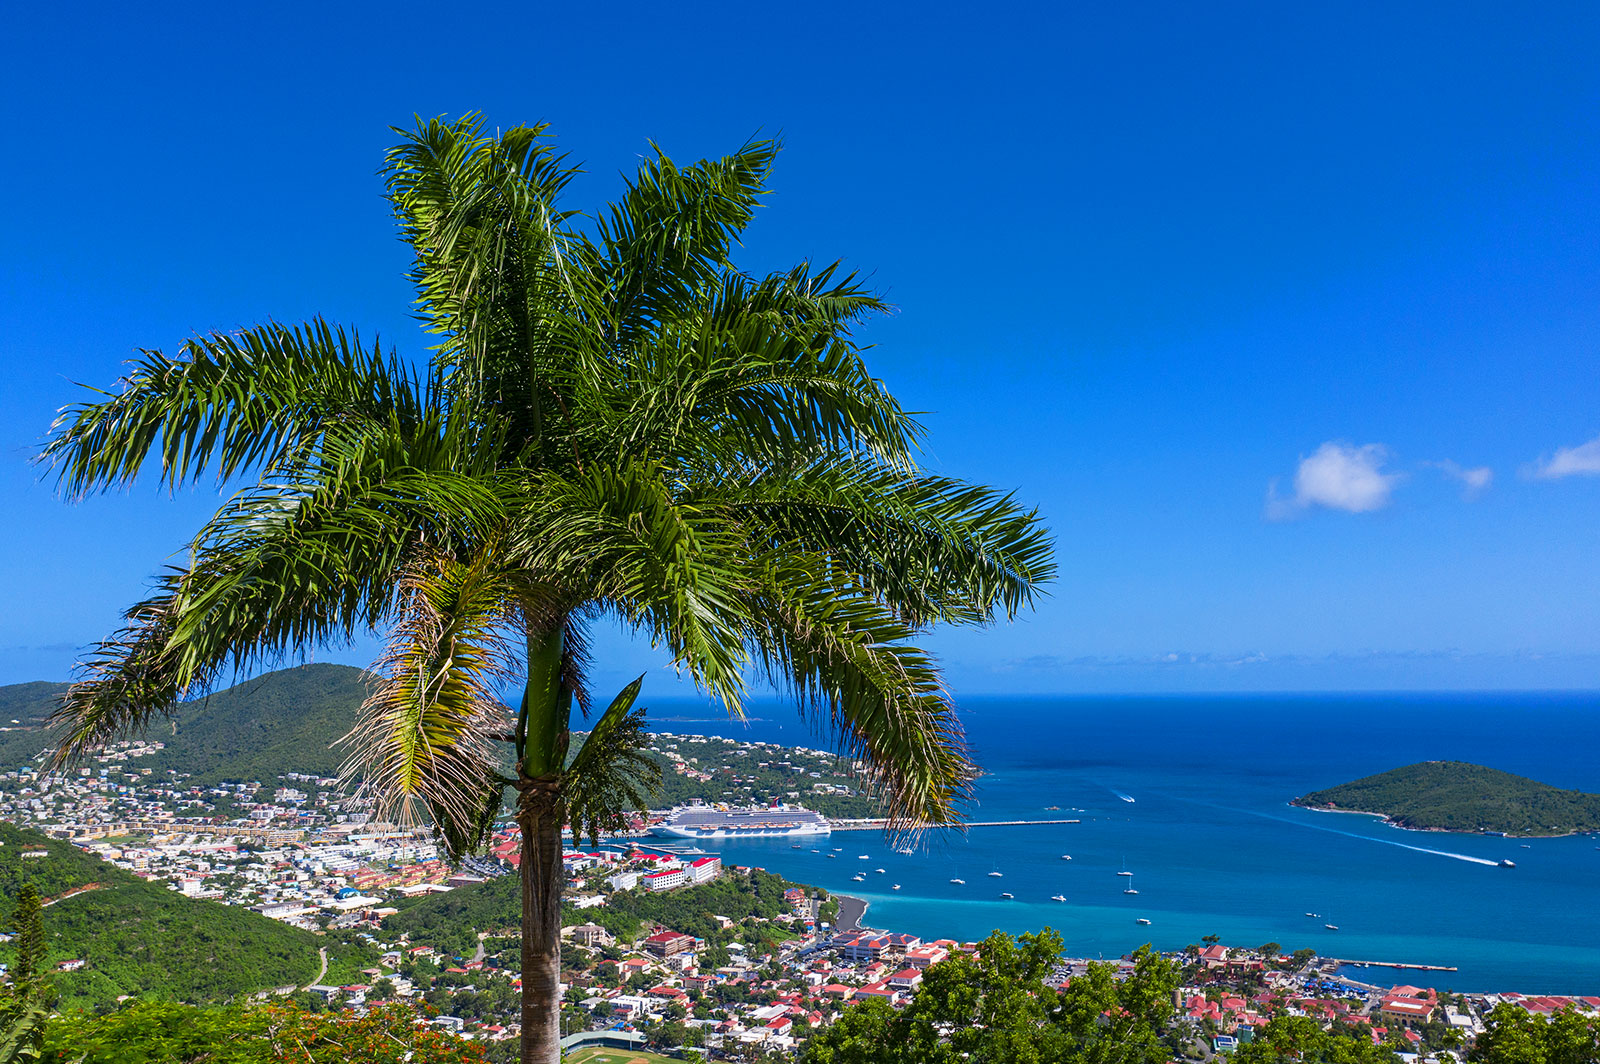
[{"xmin": 1292, "ymin": 761, "xmax": 1600, "ymax": 837}]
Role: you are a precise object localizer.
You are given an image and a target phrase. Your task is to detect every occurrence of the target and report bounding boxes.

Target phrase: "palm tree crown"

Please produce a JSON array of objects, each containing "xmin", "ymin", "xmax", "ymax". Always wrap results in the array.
[{"xmin": 39, "ymin": 114, "xmax": 1054, "ymax": 1063}]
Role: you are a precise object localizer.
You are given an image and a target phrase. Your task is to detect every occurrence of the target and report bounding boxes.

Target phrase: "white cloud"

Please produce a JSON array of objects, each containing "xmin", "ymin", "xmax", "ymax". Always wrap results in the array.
[
  {"xmin": 1529, "ymin": 435, "xmax": 1600, "ymax": 480},
  {"xmin": 1430, "ymin": 460, "xmax": 1493, "ymax": 498},
  {"xmin": 1267, "ymin": 441, "xmax": 1401, "ymax": 519}
]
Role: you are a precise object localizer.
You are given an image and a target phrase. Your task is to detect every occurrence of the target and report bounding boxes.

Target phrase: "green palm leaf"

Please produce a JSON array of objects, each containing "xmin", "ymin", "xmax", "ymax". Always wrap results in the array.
[{"xmin": 564, "ymin": 677, "xmax": 662, "ymax": 847}]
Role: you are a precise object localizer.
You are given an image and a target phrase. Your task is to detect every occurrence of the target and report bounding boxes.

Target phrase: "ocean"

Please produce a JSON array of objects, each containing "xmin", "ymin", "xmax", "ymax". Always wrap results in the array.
[{"xmin": 636, "ymin": 692, "xmax": 1600, "ymax": 994}]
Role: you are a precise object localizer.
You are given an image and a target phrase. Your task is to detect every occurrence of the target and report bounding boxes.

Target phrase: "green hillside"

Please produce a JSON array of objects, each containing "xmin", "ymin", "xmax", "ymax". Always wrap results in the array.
[
  {"xmin": 0, "ymin": 822, "xmax": 326, "ymax": 1006},
  {"xmin": 153, "ymin": 663, "xmax": 370, "ymax": 785},
  {"xmin": 0, "ymin": 681, "xmax": 69, "ymax": 772},
  {"xmin": 1292, "ymin": 761, "xmax": 1600, "ymax": 836},
  {"xmin": 0, "ymin": 665, "xmax": 367, "ymax": 784},
  {"xmin": 384, "ymin": 865, "xmax": 803, "ymax": 955}
]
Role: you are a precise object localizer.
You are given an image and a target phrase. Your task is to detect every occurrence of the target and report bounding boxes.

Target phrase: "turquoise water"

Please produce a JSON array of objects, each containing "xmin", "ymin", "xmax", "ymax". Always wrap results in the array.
[{"xmin": 641, "ymin": 692, "xmax": 1600, "ymax": 993}]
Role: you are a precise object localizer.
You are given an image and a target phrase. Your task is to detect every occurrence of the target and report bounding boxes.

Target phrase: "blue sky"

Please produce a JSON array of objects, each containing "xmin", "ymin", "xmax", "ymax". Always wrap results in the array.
[{"xmin": 3, "ymin": 2, "xmax": 1599, "ymax": 694}]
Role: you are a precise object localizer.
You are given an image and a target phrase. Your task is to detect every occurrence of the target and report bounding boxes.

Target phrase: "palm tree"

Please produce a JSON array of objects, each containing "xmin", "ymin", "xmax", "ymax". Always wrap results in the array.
[{"xmin": 39, "ymin": 115, "xmax": 1054, "ymax": 1063}]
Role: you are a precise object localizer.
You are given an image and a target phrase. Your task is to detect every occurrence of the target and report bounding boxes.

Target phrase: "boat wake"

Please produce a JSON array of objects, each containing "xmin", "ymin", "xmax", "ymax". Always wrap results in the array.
[
  {"xmin": 1371, "ymin": 837, "xmax": 1500, "ymax": 867},
  {"xmin": 1174, "ymin": 796, "xmax": 1503, "ymax": 867},
  {"xmin": 1291, "ymin": 809, "xmax": 1501, "ymax": 866}
]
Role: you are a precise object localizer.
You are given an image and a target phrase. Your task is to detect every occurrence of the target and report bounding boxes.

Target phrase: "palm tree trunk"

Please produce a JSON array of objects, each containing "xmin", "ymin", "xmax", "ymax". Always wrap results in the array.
[
  {"xmin": 517, "ymin": 621, "xmax": 572, "ymax": 1064},
  {"xmin": 517, "ymin": 780, "xmax": 564, "ymax": 1064}
]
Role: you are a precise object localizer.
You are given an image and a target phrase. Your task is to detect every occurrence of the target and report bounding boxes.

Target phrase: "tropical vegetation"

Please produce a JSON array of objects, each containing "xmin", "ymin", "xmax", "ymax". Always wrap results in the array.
[
  {"xmin": 803, "ymin": 931, "xmax": 1180, "ymax": 1064},
  {"xmin": 0, "ymin": 824, "xmax": 335, "ymax": 1008},
  {"xmin": 1468, "ymin": 1002, "xmax": 1600, "ymax": 1064},
  {"xmin": 1234, "ymin": 1016, "xmax": 1402, "ymax": 1063},
  {"xmin": 37, "ymin": 114, "xmax": 1054, "ymax": 1063},
  {"xmin": 33, "ymin": 1001, "xmax": 486, "ymax": 1063},
  {"xmin": 1293, "ymin": 761, "xmax": 1600, "ymax": 836},
  {"xmin": 385, "ymin": 866, "xmax": 802, "ymax": 955}
]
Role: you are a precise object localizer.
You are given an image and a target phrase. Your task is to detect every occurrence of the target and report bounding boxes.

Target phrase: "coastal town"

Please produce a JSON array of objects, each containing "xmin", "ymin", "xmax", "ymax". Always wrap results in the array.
[{"xmin": 0, "ymin": 731, "xmax": 1591, "ymax": 1062}]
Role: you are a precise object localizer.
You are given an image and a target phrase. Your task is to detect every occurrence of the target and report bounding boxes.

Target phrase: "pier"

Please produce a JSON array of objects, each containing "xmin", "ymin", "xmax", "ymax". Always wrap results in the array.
[
  {"xmin": 827, "ymin": 818, "xmax": 1083, "ymax": 831},
  {"xmin": 1329, "ymin": 958, "xmax": 1459, "ymax": 973}
]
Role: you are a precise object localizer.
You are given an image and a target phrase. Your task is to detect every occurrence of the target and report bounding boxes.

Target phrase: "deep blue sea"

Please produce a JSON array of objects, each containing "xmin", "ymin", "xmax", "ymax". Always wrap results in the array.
[{"xmin": 634, "ymin": 692, "xmax": 1600, "ymax": 994}]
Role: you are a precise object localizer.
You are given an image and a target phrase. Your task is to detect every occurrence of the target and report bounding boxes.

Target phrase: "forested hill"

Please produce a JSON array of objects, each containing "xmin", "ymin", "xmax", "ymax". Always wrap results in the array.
[
  {"xmin": 384, "ymin": 864, "xmax": 806, "ymax": 956},
  {"xmin": 0, "ymin": 822, "xmax": 324, "ymax": 1006},
  {"xmin": 143, "ymin": 663, "xmax": 368, "ymax": 785},
  {"xmin": 1292, "ymin": 761, "xmax": 1600, "ymax": 836},
  {"xmin": 0, "ymin": 664, "xmax": 366, "ymax": 783},
  {"xmin": 0, "ymin": 681, "xmax": 70, "ymax": 772}
]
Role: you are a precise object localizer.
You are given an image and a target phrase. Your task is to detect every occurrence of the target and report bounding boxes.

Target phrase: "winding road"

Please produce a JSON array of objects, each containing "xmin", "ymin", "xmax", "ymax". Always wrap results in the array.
[{"xmin": 304, "ymin": 946, "xmax": 328, "ymax": 990}]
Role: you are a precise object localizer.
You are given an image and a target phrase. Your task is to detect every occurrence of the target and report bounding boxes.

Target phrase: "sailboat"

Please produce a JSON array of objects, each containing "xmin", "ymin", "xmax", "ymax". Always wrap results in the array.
[
  {"xmin": 1122, "ymin": 874, "xmax": 1139, "ymax": 895},
  {"xmin": 1116, "ymin": 857, "xmax": 1133, "ymax": 877}
]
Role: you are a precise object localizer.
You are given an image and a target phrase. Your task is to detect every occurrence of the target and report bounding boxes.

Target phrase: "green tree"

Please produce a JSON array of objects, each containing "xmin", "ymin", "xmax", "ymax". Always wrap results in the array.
[
  {"xmin": 6, "ymin": 885, "xmax": 45, "ymax": 994},
  {"xmin": 804, "ymin": 930, "xmax": 1178, "ymax": 1064},
  {"xmin": 1236, "ymin": 1016, "xmax": 1399, "ymax": 1064},
  {"xmin": 0, "ymin": 884, "xmax": 50, "ymax": 1064},
  {"xmin": 40, "ymin": 116, "xmax": 1052, "ymax": 1064},
  {"xmin": 1469, "ymin": 1003, "xmax": 1600, "ymax": 1064}
]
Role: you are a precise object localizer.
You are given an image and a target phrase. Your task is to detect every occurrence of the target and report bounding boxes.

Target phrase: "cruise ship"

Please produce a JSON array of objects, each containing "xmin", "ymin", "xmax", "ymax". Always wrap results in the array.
[{"xmin": 650, "ymin": 803, "xmax": 831, "ymax": 840}]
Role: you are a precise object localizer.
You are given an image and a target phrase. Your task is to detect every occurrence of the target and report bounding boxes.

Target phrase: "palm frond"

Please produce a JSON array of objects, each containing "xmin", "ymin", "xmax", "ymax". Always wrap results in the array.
[
  {"xmin": 564, "ymin": 677, "xmax": 661, "ymax": 846},
  {"xmin": 596, "ymin": 286, "xmax": 921, "ymax": 472},
  {"xmin": 726, "ymin": 454, "xmax": 1056, "ymax": 626},
  {"xmin": 46, "ymin": 580, "xmax": 189, "ymax": 768},
  {"xmin": 586, "ymin": 137, "xmax": 778, "ymax": 350},
  {"xmin": 39, "ymin": 319, "xmax": 421, "ymax": 498},
  {"xmin": 511, "ymin": 460, "xmax": 757, "ymax": 709},
  {"xmin": 745, "ymin": 560, "xmax": 976, "ymax": 833},
  {"xmin": 339, "ymin": 547, "xmax": 521, "ymax": 833},
  {"xmin": 48, "ymin": 412, "xmax": 513, "ymax": 769},
  {"xmin": 385, "ymin": 114, "xmax": 583, "ymax": 448}
]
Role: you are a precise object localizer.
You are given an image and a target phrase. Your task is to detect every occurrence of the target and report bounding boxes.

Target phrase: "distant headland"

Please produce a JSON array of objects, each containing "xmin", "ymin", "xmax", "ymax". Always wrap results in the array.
[{"xmin": 1292, "ymin": 761, "xmax": 1600, "ymax": 838}]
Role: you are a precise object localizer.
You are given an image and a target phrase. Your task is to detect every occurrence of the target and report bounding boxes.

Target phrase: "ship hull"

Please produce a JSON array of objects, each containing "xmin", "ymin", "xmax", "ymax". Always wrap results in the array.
[{"xmin": 651, "ymin": 822, "xmax": 831, "ymax": 839}]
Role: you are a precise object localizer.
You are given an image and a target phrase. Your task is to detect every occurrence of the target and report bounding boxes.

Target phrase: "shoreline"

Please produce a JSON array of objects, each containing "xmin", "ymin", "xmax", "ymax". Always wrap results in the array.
[
  {"xmin": 1291, "ymin": 801, "xmax": 1594, "ymax": 840},
  {"xmin": 834, "ymin": 893, "xmax": 868, "ymax": 931}
]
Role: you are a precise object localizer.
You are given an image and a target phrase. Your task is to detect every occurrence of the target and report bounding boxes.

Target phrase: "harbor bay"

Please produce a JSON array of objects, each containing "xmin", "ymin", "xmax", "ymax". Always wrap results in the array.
[{"xmin": 642, "ymin": 691, "xmax": 1600, "ymax": 993}]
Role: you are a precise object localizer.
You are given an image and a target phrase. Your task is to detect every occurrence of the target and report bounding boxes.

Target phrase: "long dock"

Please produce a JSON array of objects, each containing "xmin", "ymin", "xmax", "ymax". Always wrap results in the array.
[
  {"xmin": 827, "ymin": 818, "xmax": 1083, "ymax": 831},
  {"xmin": 1329, "ymin": 958, "xmax": 1459, "ymax": 972}
]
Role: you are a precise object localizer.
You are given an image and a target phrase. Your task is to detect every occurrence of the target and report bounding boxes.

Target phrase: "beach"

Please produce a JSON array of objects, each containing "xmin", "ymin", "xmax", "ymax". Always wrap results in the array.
[{"xmin": 835, "ymin": 894, "xmax": 869, "ymax": 931}]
